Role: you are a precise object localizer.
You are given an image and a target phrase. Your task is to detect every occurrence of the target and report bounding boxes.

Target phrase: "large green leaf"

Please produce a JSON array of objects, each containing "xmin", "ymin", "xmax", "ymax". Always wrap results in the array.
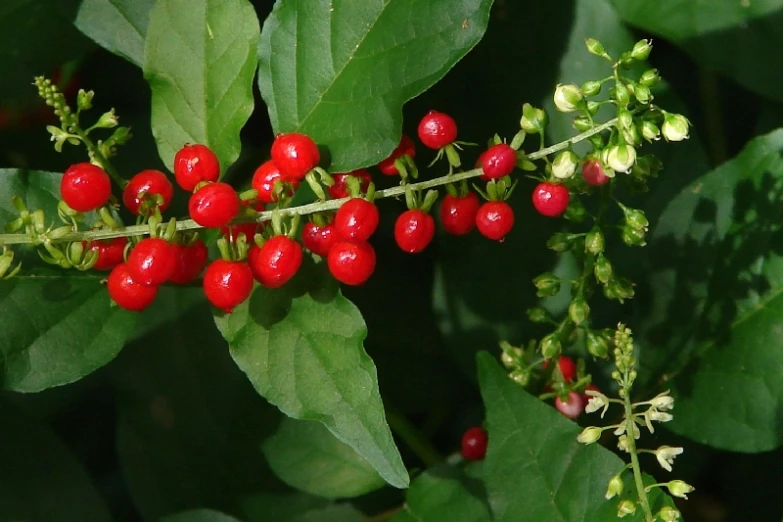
[
  {"xmin": 74, "ymin": 0, "xmax": 154, "ymax": 67},
  {"xmin": 239, "ymin": 493, "xmax": 364, "ymax": 522},
  {"xmin": 161, "ymin": 510, "xmax": 242, "ymax": 522},
  {"xmin": 214, "ymin": 260, "xmax": 409, "ymax": 490},
  {"xmin": 0, "ymin": 170, "xmax": 137, "ymax": 392},
  {"xmin": 143, "ymin": 0, "xmax": 260, "ymax": 171},
  {"xmin": 638, "ymin": 129, "xmax": 783, "ymax": 452},
  {"xmin": 262, "ymin": 417, "xmax": 385, "ymax": 499},
  {"xmin": 390, "ymin": 464, "xmax": 491, "ymax": 522},
  {"xmin": 257, "ymin": 0, "xmax": 493, "ymax": 172},
  {"xmin": 477, "ymin": 353, "xmax": 674, "ymax": 521},
  {"xmin": 611, "ymin": 0, "xmax": 783, "ymax": 103},
  {"xmin": 0, "ymin": 399, "xmax": 112, "ymax": 522}
]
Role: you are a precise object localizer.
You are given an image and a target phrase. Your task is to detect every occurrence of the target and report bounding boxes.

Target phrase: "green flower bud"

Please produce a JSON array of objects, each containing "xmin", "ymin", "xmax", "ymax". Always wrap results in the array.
[
  {"xmin": 520, "ymin": 103, "xmax": 548, "ymax": 134},
  {"xmin": 604, "ymin": 277, "xmax": 635, "ymax": 302},
  {"xmin": 639, "ymin": 68, "xmax": 660, "ymax": 87},
  {"xmin": 585, "ymin": 228, "xmax": 605, "ymax": 255},
  {"xmin": 594, "ymin": 254, "xmax": 613, "ymax": 284},
  {"xmin": 572, "ymin": 116, "xmax": 592, "ymax": 132},
  {"xmin": 657, "ymin": 506, "xmax": 681, "ymax": 522},
  {"xmin": 527, "ymin": 306, "xmax": 552, "ymax": 324},
  {"xmin": 617, "ymin": 109, "xmax": 633, "ymax": 131},
  {"xmin": 580, "ymin": 80, "xmax": 602, "ymax": 97},
  {"xmin": 614, "ymin": 82, "xmax": 630, "ymax": 106},
  {"xmin": 617, "ymin": 500, "xmax": 637, "ymax": 518},
  {"xmin": 605, "ymin": 473, "xmax": 624, "ymax": 499},
  {"xmin": 662, "ymin": 112, "xmax": 690, "ymax": 141},
  {"xmin": 568, "ymin": 298, "xmax": 590, "ymax": 325},
  {"xmin": 622, "ymin": 125, "xmax": 640, "ymax": 147},
  {"xmin": 539, "ymin": 333, "xmax": 561, "ymax": 359},
  {"xmin": 509, "ymin": 368, "xmax": 530, "ymax": 386},
  {"xmin": 631, "ymin": 39, "xmax": 653, "ymax": 61},
  {"xmin": 77, "ymin": 89, "xmax": 94, "ymax": 112},
  {"xmin": 534, "ymin": 272, "xmax": 561, "ymax": 297},
  {"xmin": 632, "ymin": 154, "xmax": 663, "ymax": 179},
  {"xmin": 585, "ymin": 38, "xmax": 610, "ymax": 60},
  {"xmin": 552, "ymin": 150, "xmax": 578, "ymax": 180},
  {"xmin": 500, "ymin": 351, "xmax": 516, "ymax": 369},
  {"xmin": 621, "ymin": 224, "xmax": 647, "ymax": 246},
  {"xmin": 586, "ymin": 330, "xmax": 609, "ymax": 358},
  {"xmin": 577, "ymin": 426, "xmax": 603, "ymax": 445},
  {"xmin": 633, "ymin": 83, "xmax": 652, "ymax": 104},
  {"xmin": 546, "ymin": 232, "xmax": 573, "ymax": 253},
  {"xmin": 553, "ymin": 84, "xmax": 583, "ymax": 112},
  {"xmin": 641, "ymin": 120, "xmax": 660, "ymax": 141},
  {"xmin": 666, "ymin": 480, "xmax": 695, "ymax": 499},
  {"xmin": 564, "ymin": 197, "xmax": 587, "ymax": 223},
  {"xmin": 586, "ymin": 101, "xmax": 600, "ymax": 115},
  {"xmin": 606, "ymin": 144, "xmax": 636, "ymax": 173},
  {"xmin": 623, "ymin": 207, "xmax": 649, "ymax": 229}
]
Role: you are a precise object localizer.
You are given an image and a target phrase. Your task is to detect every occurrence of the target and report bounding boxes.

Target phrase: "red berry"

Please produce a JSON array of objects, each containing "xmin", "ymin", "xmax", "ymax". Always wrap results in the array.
[
  {"xmin": 582, "ymin": 159, "xmax": 611, "ymax": 186},
  {"xmin": 479, "ymin": 144, "xmax": 517, "ymax": 180},
  {"xmin": 60, "ymin": 163, "xmax": 112, "ymax": 212},
  {"xmin": 328, "ymin": 169, "xmax": 371, "ymax": 199},
  {"xmin": 532, "ymin": 182, "xmax": 570, "ymax": 217},
  {"xmin": 417, "ymin": 110, "xmax": 458, "ymax": 149},
  {"xmin": 327, "ymin": 240, "xmax": 376, "ymax": 286},
  {"xmin": 544, "ymin": 355, "xmax": 577, "ymax": 383},
  {"xmin": 581, "ymin": 383, "xmax": 600, "ymax": 406},
  {"xmin": 108, "ymin": 263, "xmax": 158, "ymax": 311},
  {"xmin": 439, "ymin": 192, "xmax": 480, "ymax": 236},
  {"xmin": 188, "ymin": 182, "xmax": 240, "ymax": 228},
  {"xmin": 378, "ymin": 135, "xmax": 416, "ymax": 176},
  {"xmin": 173, "ymin": 143, "xmax": 220, "ymax": 191},
  {"xmin": 221, "ymin": 223, "xmax": 259, "ymax": 243},
  {"xmin": 302, "ymin": 222, "xmax": 338, "ymax": 257},
  {"xmin": 169, "ymin": 239, "xmax": 208, "ymax": 284},
  {"xmin": 394, "ymin": 209, "xmax": 435, "ymax": 254},
  {"xmin": 334, "ymin": 198, "xmax": 379, "ymax": 241},
  {"xmin": 270, "ymin": 133, "xmax": 320, "ymax": 181},
  {"xmin": 202, "ymin": 259, "xmax": 254, "ymax": 313},
  {"xmin": 461, "ymin": 427, "xmax": 488, "ymax": 461},
  {"xmin": 126, "ymin": 237, "xmax": 176, "ymax": 286},
  {"xmin": 123, "ymin": 170, "xmax": 174, "ymax": 216},
  {"xmin": 555, "ymin": 391, "xmax": 584, "ymax": 420},
  {"xmin": 89, "ymin": 237, "xmax": 128, "ymax": 271},
  {"xmin": 249, "ymin": 235, "xmax": 303, "ymax": 288},
  {"xmin": 476, "ymin": 201, "xmax": 514, "ymax": 241},
  {"xmin": 251, "ymin": 160, "xmax": 299, "ymax": 203}
]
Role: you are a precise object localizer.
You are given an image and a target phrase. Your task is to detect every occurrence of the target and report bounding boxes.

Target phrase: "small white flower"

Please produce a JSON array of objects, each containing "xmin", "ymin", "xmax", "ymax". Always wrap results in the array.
[
  {"xmin": 649, "ymin": 391, "xmax": 675, "ymax": 410},
  {"xmin": 657, "ymin": 506, "xmax": 681, "ymax": 522},
  {"xmin": 585, "ymin": 393, "xmax": 610, "ymax": 418},
  {"xmin": 617, "ymin": 500, "xmax": 637, "ymax": 518},
  {"xmin": 552, "ymin": 150, "xmax": 578, "ymax": 179},
  {"xmin": 553, "ymin": 84, "xmax": 583, "ymax": 112},
  {"xmin": 606, "ymin": 144, "xmax": 637, "ymax": 173},
  {"xmin": 605, "ymin": 474, "xmax": 624, "ymax": 499},
  {"xmin": 650, "ymin": 410, "xmax": 673, "ymax": 423},
  {"xmin": 662, "ymin": 113, "xmax": 690, "ymax": 141},
  {"xmin": 655, "ymin": 446, "xmax": 684, "ymax": 472},
  {"xmin": 577, "ymin": 426, "xmax": 603, "ymax": 445},
  {"xmin": 617, "ymin": 435, "xmax": 630, "ymax": 453}
]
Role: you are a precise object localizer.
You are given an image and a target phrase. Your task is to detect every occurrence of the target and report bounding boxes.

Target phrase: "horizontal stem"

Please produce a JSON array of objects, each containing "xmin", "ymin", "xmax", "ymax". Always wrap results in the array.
[{"xmin": 0, "ymin": 119, "xmax": 617, "ymax": 247}]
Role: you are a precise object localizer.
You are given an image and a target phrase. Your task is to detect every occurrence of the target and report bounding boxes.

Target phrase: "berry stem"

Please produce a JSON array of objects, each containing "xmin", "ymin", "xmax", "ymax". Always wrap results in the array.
[
  {"xmin": 0, "ymin": 119, "xmax": 617, "ymax": 247},
  {"xmin": 74, "ymin": 126, "xmax": 126, "ymax": 188}
]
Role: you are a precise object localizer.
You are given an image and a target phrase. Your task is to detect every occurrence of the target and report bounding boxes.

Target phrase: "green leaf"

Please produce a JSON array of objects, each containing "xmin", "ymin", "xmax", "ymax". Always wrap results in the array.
[
  {"xmin": 214, "ymin": 260, "xmax": 409, "ymax": 490},
  {"xmin": 262, "ymin": 417, "xmax": 385, "ymax": 499},
  {"xmin": 239, "ymin": 493, "xmax": 364, "ymax": 522},
  {"xmin": 477, "ymin": 353, "xmax": 674, "ymax": 521},
  {"xmin": 161, "ymin": 510, "xmax": 242, "ymax": 522},
  {"xmin": 0, "ymin": 399, "xmax": 112, "ymax": 522},
  {"xmin": 639, "ymin": 129, "xmax": 783, "ymax": 452},
  {"xmin": 391, "ymin": 464, "xmax": 491, "ymax": 522},
  {"xmin": 143, "ymin": 0, "xmax": 260, "ymax": 171},
  {"xmin": 74, "ymin": 0, "xmax": 154, "ymax": 67},
  {"xmin": 258, "ymin": 0, "xmax": 493, "ymax": 172},
  {"xmin": 0, "ymin": 170, "xmax": 137, "ymax": 392}
]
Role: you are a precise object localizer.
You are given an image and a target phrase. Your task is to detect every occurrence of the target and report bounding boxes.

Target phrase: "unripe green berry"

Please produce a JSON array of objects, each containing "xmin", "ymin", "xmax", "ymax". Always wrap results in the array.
[
  {"xmin": 623, "ymin": 207, "xmax": 649, "ymax": 229},
  {"xmin": 614, "ymin": 82, "xmax": 630, "ymax": 106},
  {"xmin": 534, "ymin": 272, "xmax": 561, "ymax": 297},
  {"xmin": 564, "ymin": 197, "xmax": 587, "ymax": 223},
  {"xmin": 594, "ymin": 254, "xmax": 613, "ymax": 284},
  {"xmin": 639, "ymin": 68, "xmax": 660, "ymax": 87},
  {"xmin": 546, "ymin": 233, "xmax": 573, "ymax": 253},
  {"xmin": 585, "ymin": 228, "xmax": 604, "ymax": 255},
  {"xmin": 509, "ymin": 368, "xmax": 530, "ymax": 386},
  {"xmin": 633, "ymin": 83, "xmax": 652, "ymax": 104},
  {"xmin": 586, "ymin": 330, "xmax": 609, "ymax": 358},
  {"xmin": 568, "ymin": 298, "xmax": 590, "ymax": 325},
  {"xmin": 585, "ymin": 38, "xmax": 610, "ymax": 60},
  {"xmin": 621, "ymin": 224, "xmax": 647, "ymax": 246},
  {"xmin": 641, "ymin": 120, "xmax": 660, "ymax": 141},
  {"xmin": 573, "ymin": 116, "xmax": 592, "ymax": 132},
  {"xmin": 631, "ymin": 39, "xmax": 652, "ymax": 61},
  {"xmin": 527, "ymin": 306, "xmax": 552, "ymax": 324},
  {"xmin": 539, "ymin": 333, "xmax": 562, "ymax": 359},
  {"xmin": 580, "ymin": 80, "xmax": 602, "ymax": 97}
]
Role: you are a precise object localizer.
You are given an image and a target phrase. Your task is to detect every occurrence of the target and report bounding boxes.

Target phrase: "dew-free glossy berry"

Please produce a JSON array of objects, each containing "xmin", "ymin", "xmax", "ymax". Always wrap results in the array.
[
  {"xmin": 533, "ymin": 182, "xmax": 570, "ymax": 217},
  {"xmin": 302, "ymin": 222, "xmax": 338, "ymax": 257},
  {"xmin": 476, "ymin": 201, "xmax": 514, "ymax": 241},
  {"xmin": 439, "ymin": 192, "xmax": 480, "ymax": 236},
  {"xmin": 582, "ymin": 159, "xmax": 611, "ymax": 186},
  {"xmin": 126, "ymin": 237, "xmax": 176, "ymax": 286},
  {"xmin": 394, "ymin": 209, "xmax": 435, "ymax": 254},
  {"xmin": 202, "ymin": 259, "xmax": 254, "ymax": 313},
  {"xmin": 479, "ymin": 143, "xmax": 517, "ymax": 180},
  {"xmin": 188, "ymin": 182, "xmax": 240, "ymax": 228},
  {"xmin": 270, "ymin": 133, "xmax": 320, "ymax": 181},
  {"xmin": 249, "ymin": 235, "xmax": 303, "ymax": 288},
  {"xmin": 174, "ymin": 143, "xmax": 220, "ymax": 191},
  {"xmin": 334, "ymin": 198, "xmax": 379, "ymax": 241},
  {"xmin": 555, "ymin": 391, "xmax": 584, "ymax": 420},
  {"xmin": 378, "ymin": 135, "xmax": 416, "ymax": 176},
  {"xmin": 328, "ymin": 169, "xmax": 371, "ymax": 199},
  {"xmin": 327, "ymin": 240, "xmax": 376, "ymax": 286},
  {"xmin": 168, "ymin": 239, "xmax": 208, "ymax": 284},
  {"xmin": 108, "ymin": 263, "xmax": 158, "ymax": 311},
  {"xmin": 61, "ymin": 163, "xmax": 112, "ymax": 212},
  {"xmin": 461, "ymin": 427, "xmax": 488, "ymax": 461},
  {"xmin": 123, "ymin": 170, "xmax": 174, "ymax": 216},
  {"xmin": 251, "ymin": 160, "xmax": 298, "ymax": 203},
  {"xmin": 89, "ymin": 237, "xmax": 128, "ymax": 271},
  {"xmin": 417, "ymin": 110, "xmax": 458, "ymax": 149}
]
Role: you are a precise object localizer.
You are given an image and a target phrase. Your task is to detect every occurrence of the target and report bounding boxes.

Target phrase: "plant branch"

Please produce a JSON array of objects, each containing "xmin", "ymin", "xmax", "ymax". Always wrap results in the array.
[
  {"xmin": 622, "ymin": 380, "xmax": 654, "ymax": 521},
  {"xmin": 74, "ymin": 127, "xmax": 126, "ymax": 188},
  {"xmin": 0, "ymin": 119, "xmax": 617, "ymax": 247}
]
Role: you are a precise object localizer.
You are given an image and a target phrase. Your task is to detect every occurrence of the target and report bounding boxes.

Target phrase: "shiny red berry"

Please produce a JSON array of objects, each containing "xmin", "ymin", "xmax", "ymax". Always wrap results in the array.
[
  {"xmin": 123, "ymin": 170, "xmax": 174, "ymax": 216},
  {"xmin": 328, "ymin": 169, "xmax": 371, "ymax": 199},
  {"xmin": 169, "ymin": 240, "xmax": 208, "ymax": 284},
  {"xmin": 417, "ymin": 110, "xmax": 458, "ymax": 149},
  {"xmin": 461, "ymin": 427, "xmax": 488, "ymax": 461},
  {"xmin": 89, "ymin": 237, "xmax": 128, "ymax": 271},
  {"xmin": 555, "ymin": 391, "xmax": 584, "ymax": 420},
  {"xmin": 544, "ymin": 355, "xmax": 577, "ymax": 383},
  {"xmin": 173, "ymin": 143, "xmax": 220, "ymax": 191},
  {"xmin": 476, "ymin": 201, "xmax": 514, "ymax": 241},
  {"xmin": 334, "ymin": 198, "xmax": 379, "ymax": 241},
  {"xmin": 188, "ymin": 182, "xmax": 240, "ymax": 228},
  {"xmin": 378, "ymin": 135, "xmax": 416, "ymax": 176},
  {"xmin": 582, "ymin": 159, "xmax": 611, "ymax": 186},
  {"xmin": 221, "ymin": 223, "xmax": 259, "ymax": 243},
  {"xmin": 479, "ymin": 144, "xmax": 517, "ymax": 180},
  {"xmin": 249, "ymin": 235, "xmax": 303, "ymax": 288},
  {"xmin": 202, "ymin": 259, "xmax": 254, "ymax": 313},
  {"xmin": 302, "ymin": 222, "xmax": 338, "ymax": 257},
  {"xmin": 532, "ymin": 182, "xmax": 570, "ymax": 217},
  {"xmin": 270, "ymin": 133, "xmax": 320, "ymax": 181},
  {"xmin": 251, "ymin": 160, "xmax": 299, "ymax": 203},
  {"xmin": 126, "ymin": 237, "xmax": 176, "ymax": 286},
  {"xmin": 60, "ymin": 163, "xmax": 112, "ymax": 212},
  {"xmin": 108, "ymin": 263, "xmax": 158, "ymax": 311},
  {"xmin": 439, "ymin": 192, "xmax": 480, "ymax": 236},
  {"xmin": 394, "ymin": 209, "xmax": 435, "ymax": 254},
  {"xmin": 327, "ymin": 240, "xmax": 376, "ymax": 286}
]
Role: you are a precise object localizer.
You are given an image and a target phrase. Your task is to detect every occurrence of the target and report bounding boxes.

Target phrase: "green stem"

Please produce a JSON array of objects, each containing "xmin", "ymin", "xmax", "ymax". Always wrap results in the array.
[
  {"xmin": 74, "ymin": 128, "xmax": 126, "ymax": 188},
  {"xmin": 386, "ymin": 409, "xmax": 443, "ymax": 468},
  {"xmin": 0, "ymin": 119, "xmax": 617, "ymax": 247},
  {"xmin": 622, "ymin": 382, "xmax": 654, "ymax": 521}
]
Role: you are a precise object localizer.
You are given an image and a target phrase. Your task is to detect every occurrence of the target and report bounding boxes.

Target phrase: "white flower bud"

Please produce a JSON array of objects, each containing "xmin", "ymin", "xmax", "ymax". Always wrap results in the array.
[
  {"xmin": 617, "ymin": 500, "xmax": 637, "ymax": 518},
  {"xmin": 650, "ymin": 410, "xmax": 673, "ymax": 423},
  {"xmin": 657, "ymin": 506, "xmax": 681, "ymax": 522},
  {"xmin": 655, "ymin": 446, "xmax": 683, "ymax": 472},
  {"xmin": 553, "ymin": 84, "xmax": 583, "ymax": 112},
  {"xmin": 650, "ymin": 391, "xmax": 675, "ymax": 410},
  {"xmin": 617, "ymin": 435, "xmax": 630, "ymax": 453},
  {"xmin": 606, "ymin": 144, "xmax": 636, "ymax": 173},
  {"xmin": 662, "ymin": 113, "xmax": 690, "ymax": 141},
  {"xmin": 666, "ymin": 480, "xmax": 695, "ymax": 499},
  {"xmin": 552, "ymin": 150, "xmax": 579, "ymax": 179},
  {"xmin": 605, "ymin": 474, "xmax": 624, "ymax": 499},
  {"xmin": 577, "ymin": 426, "xmax": 603, "ymax": 445}
]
